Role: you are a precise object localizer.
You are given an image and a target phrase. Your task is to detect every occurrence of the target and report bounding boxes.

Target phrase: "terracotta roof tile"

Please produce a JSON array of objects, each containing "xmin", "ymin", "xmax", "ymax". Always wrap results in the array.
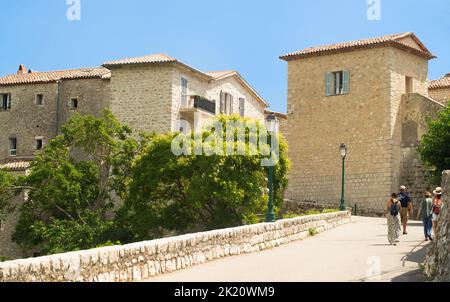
[
  {"xmin": 0, "ymin": 67, "xmax": 111, "ymax": 86},
  {"xmin": 280, "ymin": 32, "xmax": 435, "ymax": 61},
  {"xmin": 0, "ymin": 159, "xmax": 32, "ymax": 172},
  {"xmin": 430, "ymin": 75, "xmax": 450, "ymax": 89},
  {"xmin": 103, "ymin": 53, "xmax": 177, "ymax": 67}
]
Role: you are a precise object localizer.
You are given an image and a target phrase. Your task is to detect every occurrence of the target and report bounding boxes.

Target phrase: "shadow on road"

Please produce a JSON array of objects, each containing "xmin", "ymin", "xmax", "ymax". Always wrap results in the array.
[{"xmin": 391, "ymin": 269, "xmax": 426, "ymax": 282}]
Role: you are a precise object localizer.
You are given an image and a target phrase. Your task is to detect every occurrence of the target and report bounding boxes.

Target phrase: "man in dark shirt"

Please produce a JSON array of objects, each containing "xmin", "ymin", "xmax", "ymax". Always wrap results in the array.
[{"xmin": 398, "ymin": 186, "xmax": 413, "ymax": 235}]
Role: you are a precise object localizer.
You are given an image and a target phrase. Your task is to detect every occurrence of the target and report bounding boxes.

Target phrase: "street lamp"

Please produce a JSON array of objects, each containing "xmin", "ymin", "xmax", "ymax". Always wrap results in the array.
[
  {"xmin": 266, "ymin": 113, "xmax": 279, "ymax": 222},
  {"xmin": 339, "ymin": 143, "xmax": 347, "ymax": 211}
]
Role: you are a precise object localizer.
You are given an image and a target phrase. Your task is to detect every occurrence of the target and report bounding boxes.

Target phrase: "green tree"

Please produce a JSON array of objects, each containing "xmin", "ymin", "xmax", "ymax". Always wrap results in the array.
[
  {"xmin": 12, "ymin": 110, "xmax": 150, "ymax": 255},
  {"xmin": 0, "ymin": 170, "xmax": 22, "ymax": 216},
  {"xmin": 117, "ymin": 115, "xmax": 290, "ymax": 242},
  {"xmin": 418, "ymin": 104, "xmax": 450, "ymax": 184}
]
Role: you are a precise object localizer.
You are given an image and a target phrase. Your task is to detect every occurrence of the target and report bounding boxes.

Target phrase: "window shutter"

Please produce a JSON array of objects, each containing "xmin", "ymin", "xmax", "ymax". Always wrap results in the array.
[
  {"xmin": 7, "ymin": 94, "xmax": 11, "ymax": 109},
  {"xmin": 325, "ymin": 73, "xmax": 332, "ymax": 96},
  {"xmin": 220, "ymin": 91, "xmax": 224, "ymax": 114},
  {"xmin": 229, "ymin": 95, "xmax": 233, "ymax": 114},
  {"xmin": 343, "ymin": 70, "xmax": 350, "ymax": 94}
]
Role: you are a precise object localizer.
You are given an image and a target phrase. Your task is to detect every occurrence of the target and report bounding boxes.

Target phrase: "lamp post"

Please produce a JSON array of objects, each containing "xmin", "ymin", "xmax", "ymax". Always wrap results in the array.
[
  {"xmin": 266, "ymin": 113, "xmax": 279, "ymax": 223},
  {"xmin": 339, "ymin": 143, "xmax": 347, "ymax": 212}
]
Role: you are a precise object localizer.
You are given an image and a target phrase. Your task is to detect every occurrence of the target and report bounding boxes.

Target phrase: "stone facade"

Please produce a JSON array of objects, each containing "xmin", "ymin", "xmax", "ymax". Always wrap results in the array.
[
  {"xmin": 0, "ymin": 55, "xmax": 271, "ymax": 260},
  {"xmin": 283, "ymin": 41, "xmax": 444, "ymax": 212},
  {"xmin": 398, "ymin": 94, "xmax": 444, "ymax": 202},
  {"xmin": 0, "ymin": 56, "xmax": 269, "ymax": 161},
  {"xmin": 0, "ymin": 211, "xmax": 350, "ymax": 282},
  {"xmin": 0, "ymin": 82, "xmax": 58, "ymax": 159},
  {"xmin": 429, "ymin": 87, "xmax": 450, "ymax": 105},
  {"xmin": 423, "ymin": 171, "xmax": 449, "ymax": 282}
]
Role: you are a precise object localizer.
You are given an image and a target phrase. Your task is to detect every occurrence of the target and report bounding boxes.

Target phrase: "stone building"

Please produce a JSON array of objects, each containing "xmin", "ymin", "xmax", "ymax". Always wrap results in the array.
[
  {"xmin": 280, "ymin": 32, "xmax": 445, "ymax": 213},
  {"xmin": 429, "ymin": 74, "xmax": 450, "ymax": 105},
  {"xmin": 0, "ymin": 53, "xmax": 278, "ymax": 259}
]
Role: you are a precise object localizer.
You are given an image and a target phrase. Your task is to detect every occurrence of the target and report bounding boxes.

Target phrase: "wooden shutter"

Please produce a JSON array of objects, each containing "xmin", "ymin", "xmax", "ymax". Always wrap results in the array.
[
  {"xmin": 229, "ymin": 95, "xmax": 233, "ymax": 114},
  {"xmin": 325, "ymin": 72, "xmax": 332, "ymax": 96},
  {"xmin": 343, "ymin": 70, "xmax": 350, "ymax": 94},
  {"xmin": 220, "ymin": 91, "xmax": 225, "ymax": 114}
]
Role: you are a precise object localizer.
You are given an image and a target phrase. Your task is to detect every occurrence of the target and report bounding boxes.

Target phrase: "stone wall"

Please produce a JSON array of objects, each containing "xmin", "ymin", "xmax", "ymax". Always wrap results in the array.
[
  {"xmin": 399, "ymin": 94, "xmax": 444, "ymax": 204},
  {"xmin": 429, "ymin": 87, "xmax": 450, "ymax": 106},
  {"xmin": 423, "ymin": 170, "xmax": 450, "ymax": 282},
  {"xmin": 0, "ymin": 82, "xmax": 58, "ymax": 159},
  {"xmin": 0, "ymin": 211, "xmax": 350, "ymax": 282},
  {"xmin": 285, "ymin": 47, "xmax": 396, "ymax": 210},
  {"xmin": 108, "ymin": 64, "xmax": 174, "ymax": 134},
  {"xmin": 284, "ymin": 45, "xmax": 433, "ymax": 213}
]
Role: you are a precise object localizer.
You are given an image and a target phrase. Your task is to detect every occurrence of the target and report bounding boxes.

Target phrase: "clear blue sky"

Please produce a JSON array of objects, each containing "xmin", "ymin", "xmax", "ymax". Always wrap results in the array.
[{"xmin": 1, "ymin": 0, "xmax": 449, "ymax": 113}]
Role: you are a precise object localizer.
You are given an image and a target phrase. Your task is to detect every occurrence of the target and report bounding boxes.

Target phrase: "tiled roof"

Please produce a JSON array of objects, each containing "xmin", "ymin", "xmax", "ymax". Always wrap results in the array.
[
  {"xmin": 103, "ymin": 53, "xmax": 177, "ymax": 67},
  {"xmin": 430, "ymin": 74, "xmax": 450, "ymax": 89},
  {"xmin": 0, "ymin": 159, "xmax": 32, "ymax": 172},
  {"xmin": 0, "ymin": 67, "xmax": 111, "ymax": 86},
  {"xmin": 280, "ymin": 32, "xmax": 436, "ymax": 61}
]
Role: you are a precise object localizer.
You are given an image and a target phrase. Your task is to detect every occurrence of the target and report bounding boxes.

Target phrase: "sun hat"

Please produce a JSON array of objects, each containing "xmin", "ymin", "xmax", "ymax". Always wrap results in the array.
[{"xmin": 433, "ymin": 187, "xmax": 443, "ymax": 195}]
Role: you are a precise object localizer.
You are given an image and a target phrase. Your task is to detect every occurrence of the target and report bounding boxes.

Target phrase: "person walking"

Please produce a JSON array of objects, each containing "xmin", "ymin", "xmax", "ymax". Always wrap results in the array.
[
  {"xmin": 386, "ymin": 193, "xmax": 402, "ymax": 246},
  {"xmin": 416, "ymin": 192, "xmax": 433, "ymax": 241},
  {"xmin": 398, "ymin": 186, "xmax": 413, "ymax": 235},
  {"xmin": 431, "ymin": 187, "xmax": 444, "ymax": 238}
]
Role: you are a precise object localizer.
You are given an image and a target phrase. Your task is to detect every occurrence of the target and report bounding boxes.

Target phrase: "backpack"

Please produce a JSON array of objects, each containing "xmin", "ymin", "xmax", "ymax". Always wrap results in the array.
[{"xmin": 390, "ymin": 201, "xmax": 399, "ymax": 216}]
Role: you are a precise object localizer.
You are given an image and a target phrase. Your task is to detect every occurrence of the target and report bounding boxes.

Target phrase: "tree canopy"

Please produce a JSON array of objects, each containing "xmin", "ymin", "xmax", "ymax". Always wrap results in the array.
[
  {"xmin": 116, "ymin": 115, "xmax": 290, "ymax": 242},
  {"xmin": 418, "ymin": 104, "xmax": 450, "ymax": 184},
  {"xmin": 12, "ymin": 110, "xmax": 150, "ymax": 254}
]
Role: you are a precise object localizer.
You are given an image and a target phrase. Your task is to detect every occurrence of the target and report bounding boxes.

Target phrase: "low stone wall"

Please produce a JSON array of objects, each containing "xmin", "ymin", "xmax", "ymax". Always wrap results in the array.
[
  {"xmin": 0, "ymin": 211, "xmax": 350, "ymax": 282},
  {"xmin": 423, "ymin": 171, "xmax": 450, "ymax": 282}
]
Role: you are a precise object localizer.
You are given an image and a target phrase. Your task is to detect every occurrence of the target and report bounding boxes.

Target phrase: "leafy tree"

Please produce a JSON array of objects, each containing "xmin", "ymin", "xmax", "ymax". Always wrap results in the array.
[
  {"xmin": 117, "ymin": 115, "xmax": 290, "ymax": 242},
  {"xmin": 418, "ymin": 104, "xmax": 450, "ymax": 184},
  {"xmin": 0, "ymin": 170, "xmax": 22, "ymax": 216},
  {"xmin": 12, "ymin": 110, "xmax": 150, "ymax": 255}
]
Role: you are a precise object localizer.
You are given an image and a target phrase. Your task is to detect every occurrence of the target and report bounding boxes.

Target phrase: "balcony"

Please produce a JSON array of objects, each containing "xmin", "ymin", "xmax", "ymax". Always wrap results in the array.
[{"xmin": 181, "ymin": 95, "xmax": 216, "ymax": 115}]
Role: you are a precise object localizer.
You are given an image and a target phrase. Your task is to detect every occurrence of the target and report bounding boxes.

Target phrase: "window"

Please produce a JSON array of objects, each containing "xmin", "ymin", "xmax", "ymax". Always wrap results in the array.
[
  {"xmin": 70, "ymin": 98, "xmax": 78, "ymax": 109},
  {"xmin": 326, "ymin": 70, "xmax": 350, "ymax": 96},
  {"xmin": 36, "ymin": 94, "xmax": 44, "ymax": 105},
  {"xmin": 405, "ymin": 76, "xmax": 413, "ymax": 94},
  {"xmin": 181, "ymin": 78, "xmax": 188, "ymax": 108},
  {"xmin": 9, "ymin": 137, "xmax": 17, "ymax": 156},
  {"xmin": 220, "ymin": 91, "xmax": 233, "ymax": 114},
  {"xmin": 239, "ymin": 98, "xmax": 245, "ymax": 117},
  {"xmin": 35, "ymin": 137, "xmax": 43, "ymax": 150},
  {"xmin": 1, "ymin": 93, "xmax": 11, "ymax": 110}
]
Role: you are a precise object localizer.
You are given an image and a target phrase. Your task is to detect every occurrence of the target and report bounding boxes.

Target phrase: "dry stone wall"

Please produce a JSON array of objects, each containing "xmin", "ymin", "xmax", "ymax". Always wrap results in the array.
[
  {"xmin": 423, "ymin": 170, "xmax": 450, "ymax": 282},
  {"xmin": 0, "ymin": 211, "xmax": 350, "ymax": 282}
]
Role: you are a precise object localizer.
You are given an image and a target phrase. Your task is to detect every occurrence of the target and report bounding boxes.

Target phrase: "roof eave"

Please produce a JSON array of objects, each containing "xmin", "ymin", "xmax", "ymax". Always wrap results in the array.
[{"xmin": 280, "ymin": 42, "xmax": 436, "ymax": 61}]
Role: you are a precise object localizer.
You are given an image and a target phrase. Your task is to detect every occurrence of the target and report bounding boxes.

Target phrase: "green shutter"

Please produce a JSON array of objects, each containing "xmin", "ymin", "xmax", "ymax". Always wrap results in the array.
[
  {"xmin": 343, "ymin": 70, "xmax": 350, "ymax": 94},
  {"xmin": 325, "ymin": 72, "xmax": 332, "ymax": 96}
]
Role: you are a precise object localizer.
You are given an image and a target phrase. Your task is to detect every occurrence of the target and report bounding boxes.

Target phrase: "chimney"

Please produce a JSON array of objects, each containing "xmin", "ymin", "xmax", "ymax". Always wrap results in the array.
[{"xmin": 17, "ymin": 64, "xmax": 29, "ymax": 75}]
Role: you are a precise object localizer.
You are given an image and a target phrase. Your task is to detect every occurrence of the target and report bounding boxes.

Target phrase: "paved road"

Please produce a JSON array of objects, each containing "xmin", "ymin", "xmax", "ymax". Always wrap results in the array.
[{"xmin": 147, "ymin": 216, "xmax": 429, "ymax": 282}]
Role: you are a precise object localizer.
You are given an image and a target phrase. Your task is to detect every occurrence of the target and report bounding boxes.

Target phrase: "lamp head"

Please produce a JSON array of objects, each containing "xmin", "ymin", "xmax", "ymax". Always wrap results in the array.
[
  {"xmin": 339, "ymin": 143, "xmax": 347, "ymax": 159},
  {"xmin": 266, "ymin": 113, "xmax": 279, "ymax": 133}
]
